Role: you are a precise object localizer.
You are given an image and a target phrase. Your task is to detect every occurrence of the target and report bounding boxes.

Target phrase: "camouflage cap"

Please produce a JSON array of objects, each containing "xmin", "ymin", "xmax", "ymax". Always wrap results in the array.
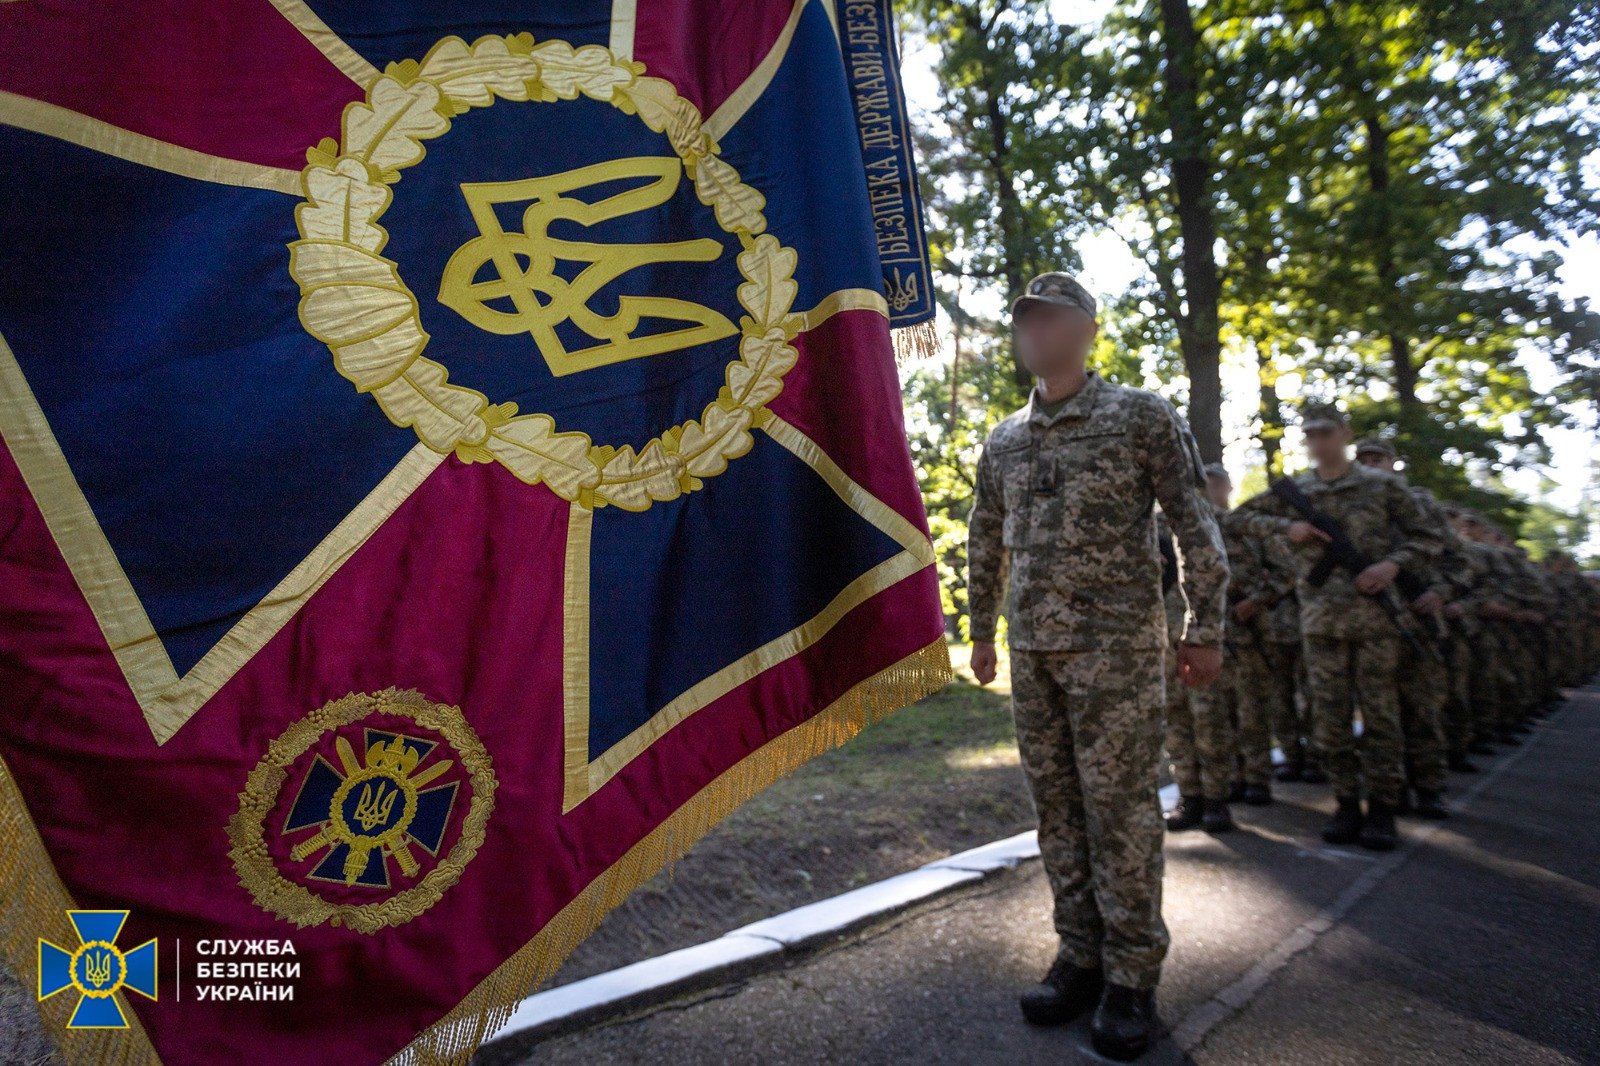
[
  {"xmin": 1012, "ymin": 271, "xmax": 1098, "ymax": 321},
  {"xmin": 1203, "ymin": 461, "xmax": 1231, "ymax": 481},
  {"xmin": 1300, "ymin": 403, "xmax": 1348, "ymax": 432},
  {"xmin": 1353, "ymin": 436, "xmax": 1397, "ymax": 459}
]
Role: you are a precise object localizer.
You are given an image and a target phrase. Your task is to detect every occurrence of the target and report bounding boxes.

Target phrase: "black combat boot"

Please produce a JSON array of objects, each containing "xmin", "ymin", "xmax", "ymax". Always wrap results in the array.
[
  {"xmin": 1202, "ymin": 800, "xmax": 1235, "ymax": 833},
  {"xmin": 1090, "ymin": 983, "xmax": 1158, "ymax": 1062},
  {"xmin": 1164, "ymin": 795, "xmax": 1205, "ymax": 832},
  {"xmin": 1018, "ymin": 959, "xmax": 1104, "ymax": 1025},
  {"xmin": 1300, "ymin": 762, "xmax": 1329, "ymax": 784},
  {"xmin": 1227, "ymin": 780, "xmax": 1248, "ymax": 803},
  {"xmin": 1393, "ymin": 788, "xmax": 1414, "ymax": 816},
  {"xmin": 1467, "ymin": 735, "xmax": 1496, "ymax": 756},
  {"xmin": 1241, "ymin": 783, "xmax": 1272, "ymax": 806},
  {"xmin": 1447, "ymin": 753, "xmax": 1479, "ymax": 773},
  {"xmin": 1495, "ymin": 729, "xmax": 1522, "ymax": 746},
  {"xmin": 1359, "ymin": 799, "xmax": 1399, "ymax": 851},
  {"xmin": 1322, "ymin": 795, "xmax": 1364, "ymax": 845},
  {"xmin": 1413, "ymin": 789, "xmax": 1448, "ymax": 820},
  {"xmin": 1275, "ymin": 754, "xmax": 1305, "ymax": 783}
]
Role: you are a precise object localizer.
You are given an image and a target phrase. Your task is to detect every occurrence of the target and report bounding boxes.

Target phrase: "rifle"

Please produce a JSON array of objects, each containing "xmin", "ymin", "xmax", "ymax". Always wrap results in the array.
[
  {"xmin": 1158, "ymin": 530, "xmax": 1179, "ymax": 595},
  {"xmin": 1268, "ymin": 477, "xmax": 1442, "ymax": 662}
]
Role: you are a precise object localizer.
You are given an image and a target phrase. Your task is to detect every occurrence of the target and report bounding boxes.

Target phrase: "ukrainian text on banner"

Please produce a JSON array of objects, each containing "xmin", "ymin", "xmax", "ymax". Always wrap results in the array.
[
  {"xmin": 0, "ymin": 1, "xmax": 949, "ymax": 1062},
  {"xmin": 835, "ymin": 0, "xmax": 937, "ymax": 352}
]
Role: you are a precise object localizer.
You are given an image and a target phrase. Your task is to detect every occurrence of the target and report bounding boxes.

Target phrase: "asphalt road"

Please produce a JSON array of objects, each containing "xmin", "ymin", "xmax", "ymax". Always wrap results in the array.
[{"xmin": 506, "ymin": 685, "xmax": 1600, "ymax": 1065}]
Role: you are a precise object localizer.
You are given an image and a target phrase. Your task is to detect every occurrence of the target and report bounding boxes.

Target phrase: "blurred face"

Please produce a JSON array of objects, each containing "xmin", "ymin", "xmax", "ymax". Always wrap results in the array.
[
  {"xmin": 1356, "ymin": 451, "xmax": 1397, "ymax": 473},
  {"xmin": 1205, "ymin": 474, "xmax": 1232, "ymax": 509},
  {"xmin": 1304, "ymin": 424, "xmax": 1352, "ymax": 467},
  {"xmin": 1015, "ymin": 302, "xmax": 1098, "ymax": 380}
]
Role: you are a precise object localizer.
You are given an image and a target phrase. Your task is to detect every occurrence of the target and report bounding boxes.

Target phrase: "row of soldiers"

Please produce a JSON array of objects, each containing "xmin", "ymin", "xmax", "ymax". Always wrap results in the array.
[
  {"xmin": 1161, "ymin": 404, "xmax": 1600, "ymax": 848},
  {"xmin": 963, "ymin": 271, "xmax": 1597, "ymax": 1059}
]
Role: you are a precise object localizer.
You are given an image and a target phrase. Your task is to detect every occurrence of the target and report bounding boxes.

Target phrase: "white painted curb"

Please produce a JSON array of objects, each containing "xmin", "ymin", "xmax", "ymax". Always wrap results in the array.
[
  {"xmin": 481, "ymin": 783, "xmax": 1183, "ymax": 1056},
  {"xmin": 731, "ymin": 866, "xmax": 983, "ymax": 947},
  {"xmin": 493, "ymin": 934, "xmax": 782, "ymax": 1040}
]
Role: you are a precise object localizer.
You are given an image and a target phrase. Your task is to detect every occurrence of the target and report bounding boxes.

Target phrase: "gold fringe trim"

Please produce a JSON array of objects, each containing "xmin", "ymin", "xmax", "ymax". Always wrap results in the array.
[
  {"xmin": 0, "ymin": 639, "xmax": 950, "ymax": 1065},
  {"xmin": 385, "ymin": 636, "xmax": 952, "ymax": 1065},
  {"xmin": 892, "ymin": 319, "xmax": 940, "ymax": 365},
  {"xmin": 0, "ymin": 753, "xmax": 162, "ymax": 1066}
]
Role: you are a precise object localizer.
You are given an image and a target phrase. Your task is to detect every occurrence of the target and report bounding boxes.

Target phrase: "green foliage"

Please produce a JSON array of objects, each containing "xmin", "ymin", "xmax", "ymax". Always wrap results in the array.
[{"xmin": 902, "ymin": 0, "xmax": 1600, "ymax": 634}]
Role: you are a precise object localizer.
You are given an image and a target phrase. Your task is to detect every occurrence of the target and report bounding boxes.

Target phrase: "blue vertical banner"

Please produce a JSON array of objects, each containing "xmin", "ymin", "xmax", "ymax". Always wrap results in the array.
[{"xmin": 835, "ymin": 0, "xmax": 937, "ymax": 344}]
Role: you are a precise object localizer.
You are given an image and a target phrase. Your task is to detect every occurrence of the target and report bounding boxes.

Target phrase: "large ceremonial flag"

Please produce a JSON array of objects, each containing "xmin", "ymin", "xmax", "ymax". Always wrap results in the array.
[{"xmin": 0, "ymin": 2, "xmax": 949, "ymax": 1062}]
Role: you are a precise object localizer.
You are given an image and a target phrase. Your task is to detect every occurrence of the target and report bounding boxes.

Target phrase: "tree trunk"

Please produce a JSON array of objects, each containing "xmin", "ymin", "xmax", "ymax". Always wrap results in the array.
[
  {"xmin": 1157, "ymin": 0, "xmax": 1225, "ymax": 462},
  {"xmin": 1254, "ymin": 342, "xmax": 1285, "ymax": 476},
  {"xmin": 1362, "ymin": 114, "xmax": 1419, "ymax": 410},
  {"xmin": 983, "ymin": 83, "xmax": 1032, "ymax": 390}
]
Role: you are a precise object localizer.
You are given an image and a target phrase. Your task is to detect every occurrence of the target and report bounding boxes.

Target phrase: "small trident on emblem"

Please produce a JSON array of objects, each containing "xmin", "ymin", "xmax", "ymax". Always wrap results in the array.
[
  {"xmin": 83, "ymin": 948, "xmax": 113, "ymax": 988},
  {"xmin": 353, "ymin": 781, "xmax": 398, "ymax": 831}
]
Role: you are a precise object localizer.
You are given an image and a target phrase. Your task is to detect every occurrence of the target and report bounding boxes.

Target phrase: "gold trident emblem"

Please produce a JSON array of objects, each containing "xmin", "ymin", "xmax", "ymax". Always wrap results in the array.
[
  {"xmin": 438, "ymin": 157, "xmax": 738, "ymax": 377},
  {"xmin": 353, "ymin": 780, "xmax": 398, "ymax": 831},
  {"xmin": 83, "ymin": 948, "xmax": 113, "ymax": 988}
]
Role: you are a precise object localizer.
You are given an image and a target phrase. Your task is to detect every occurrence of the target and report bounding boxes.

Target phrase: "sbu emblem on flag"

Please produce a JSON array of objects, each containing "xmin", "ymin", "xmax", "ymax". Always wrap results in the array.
[
  {"xmin": 229, "ymin": 690, "xmax": 496, "ymax": 933},
  {"xmin": 0, "ymin": 2, "xmax": 946, "ymax": 1063}
]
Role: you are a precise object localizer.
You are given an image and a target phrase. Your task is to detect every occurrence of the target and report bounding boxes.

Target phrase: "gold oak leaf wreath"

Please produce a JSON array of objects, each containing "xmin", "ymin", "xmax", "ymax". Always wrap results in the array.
[
  {"xmin": 226, "ymin": 689, "xmax": 497, "ymax": 933},
  {"xmin": 289, "ymin": 34, "xmax": 802, "ymax": 512}
]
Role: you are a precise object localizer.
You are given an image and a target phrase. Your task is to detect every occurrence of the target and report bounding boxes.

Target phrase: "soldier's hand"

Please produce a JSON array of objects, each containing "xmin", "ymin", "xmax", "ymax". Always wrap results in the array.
[
  {"xmin": 1232, "ymin": 598, "xmax": 1263, "ymax": 623},
  {"xmin": 1355, "ymin": 559, "xmax": 1400, "ymax": 594},
  {"xmin": 1177, "ymin": 644, "xmax": 1223, "ymax": 688},
  {"xmin": 1288, "ymin": 520, "xmax": 1332, "ymax": 544},
  {"xmin": 970, "ymin": 641, "xmax": 998, "ymax": 686},
  {"xmin": 1411, "ymin": 589, "xmax": 1445, "ymax": 615}
]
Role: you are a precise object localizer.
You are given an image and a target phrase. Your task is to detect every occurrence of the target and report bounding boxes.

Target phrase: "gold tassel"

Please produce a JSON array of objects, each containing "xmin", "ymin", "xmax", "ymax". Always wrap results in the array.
[
  {"xmin": 384, "ymin": 637, "xmax": 953, "ymax": 1065},
  {"xmin": 891, "ymin": 319, "xmax": 940, "ymax": 365},
  {"xmin": 1, "ymin": 639, "xmax": 952, "ymax": 1066}
]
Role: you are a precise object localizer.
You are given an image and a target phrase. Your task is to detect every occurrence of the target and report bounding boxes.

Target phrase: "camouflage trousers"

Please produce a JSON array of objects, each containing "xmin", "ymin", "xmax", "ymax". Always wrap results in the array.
[
  {"xmin": 1302, "ymin": 633, "xmax": 1405, "ymax": 804},
  {"xmin": 1395, "ymin": 639, "xmax": 1448, "ymax": 792},
  {"xmin": 1467, "ymin": 628, "xmax": 1513, "ymax": 738},
  {"xmin": 1237, "ymin": 639, "xmax": 1318, "ymax": 770},
  {"xmin": 1440, "ymin": 633, "xmax": 1476, "ymax": 759},
  {"xmin": 1225, "ymin": 645, "xmax": 1277, "ymax": 786},
  {"xmin": 1164, "ymin": 643, "xmax": 1234, "ymax": 801},
  {"xmin": 1010, "ymin": 647, "xmax": 1169, "ymax": 989}
]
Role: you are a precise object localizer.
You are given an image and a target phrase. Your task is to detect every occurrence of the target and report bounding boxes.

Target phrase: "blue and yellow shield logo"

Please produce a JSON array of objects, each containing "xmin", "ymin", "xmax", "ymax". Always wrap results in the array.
[{"xmin": 38, "ymin": 910, "xmax": 156, "ymax": 1028}]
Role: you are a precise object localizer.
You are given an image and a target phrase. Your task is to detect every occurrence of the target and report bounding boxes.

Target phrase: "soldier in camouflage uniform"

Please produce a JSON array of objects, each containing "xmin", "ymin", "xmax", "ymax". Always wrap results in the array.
[
  {"xmin": 1235, "ymin": 405, "xmax": 1442, "ymax": 851},
  {"xmin": 1160, "ymin": 504, "xmax": 1238, "ymax": 834},
  {"xmin": 1353, "ymin": 438, "xmax": 1459, "ymax": 818},
  {"xmin": 1225, "ymin": 504, "xmax": 1320, "ymax": 783},
  {"xmin": 1547, "ymin": 552, "xmax": 1600, "ymax": 685},
  {"xmin": 967, "ymin": 271, "xmax": 1228, "ymax": 1061},
  {"xmin": 1425, "ymin": 500, "xmax": 1494, "ymax": 771},
  {"xmin": 1204, "ymin": 465, "xmax": 1275, "ymax": 806},
  {"xmin": 1450, "ymin": 511, "xmax": 1530, "ymax": 747}
]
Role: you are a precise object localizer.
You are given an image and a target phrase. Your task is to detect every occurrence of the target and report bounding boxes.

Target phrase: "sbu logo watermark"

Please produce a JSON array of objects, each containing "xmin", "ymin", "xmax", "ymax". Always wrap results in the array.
[{"xmin": 37, "ymin": 909, "xmax": 157, "ymax": 1028}]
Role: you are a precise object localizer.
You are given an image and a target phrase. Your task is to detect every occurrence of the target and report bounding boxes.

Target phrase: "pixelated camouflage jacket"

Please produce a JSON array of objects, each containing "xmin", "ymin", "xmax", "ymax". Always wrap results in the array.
[
  {"xmin": 1234, "ymin": 464, "xmax": 1443, "ymax": 640},
  {"xmin": 1438, "ymin": 534, "xmax": 1495, "ymax": 636},
  {"xmin": 1505, "ymin": 550, "xmax": 1558, "ymax": 616},
  {"xmin": 1403, "ymin": 483, "xmax": 1489, "ymax": 610},
  {"xmin": 1220, "ymin": 506, "xmax": 1300, "ymax": 645},
  {"xmin": 1455, "ymin": 540, "xmax": 1524, "ymax": 627},
  {"xmin": 967, "ymin": 372, "xmax": 1228, "ymax": 652}
]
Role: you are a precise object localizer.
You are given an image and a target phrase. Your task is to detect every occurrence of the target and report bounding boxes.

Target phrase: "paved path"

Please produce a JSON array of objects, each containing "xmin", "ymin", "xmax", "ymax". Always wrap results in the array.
[{"xmin": 502, "ymin": 686, "xmax": 1600, "ymax": 1065}]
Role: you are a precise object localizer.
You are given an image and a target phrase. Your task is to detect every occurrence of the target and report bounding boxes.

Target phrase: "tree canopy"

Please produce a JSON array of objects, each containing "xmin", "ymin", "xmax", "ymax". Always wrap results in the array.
[{"xmin": 903, "ymin": 0, "xmax": 1600, "ymax": 626}]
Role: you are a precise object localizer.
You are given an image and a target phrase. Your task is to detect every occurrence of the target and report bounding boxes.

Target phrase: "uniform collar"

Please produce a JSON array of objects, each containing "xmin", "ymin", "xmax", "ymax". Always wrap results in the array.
[
  {"xmin": 1026, "ymin": 371, "xmax": 1103, "ymax": 427},
  {"xmin": 1311, "ymin": 462, "xmax": 1364, "ymax": 488}
]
